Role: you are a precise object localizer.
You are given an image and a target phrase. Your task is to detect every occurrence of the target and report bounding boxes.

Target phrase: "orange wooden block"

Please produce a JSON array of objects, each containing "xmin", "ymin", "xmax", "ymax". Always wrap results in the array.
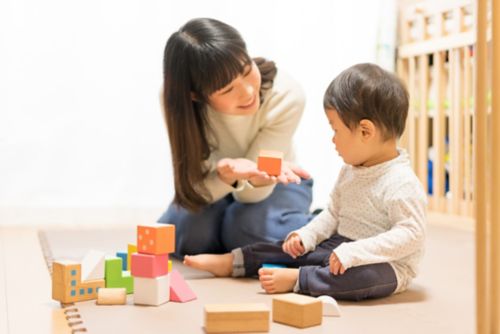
[
  {"xmin": 257, "ymin": 150, "xmax": 283, "ymax": 176},
  {"xmin": 137, "ymin": 224, "xmax": 175, "ymax": 255}
]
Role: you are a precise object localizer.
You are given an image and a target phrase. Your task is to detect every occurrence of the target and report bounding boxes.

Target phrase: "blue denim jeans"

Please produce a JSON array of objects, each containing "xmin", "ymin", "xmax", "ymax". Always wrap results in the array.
[
  {"xmin": 158, "ymin": 178, "xmax": 314, "ymax": 258},
  {"xmin": 239, "ymin": 234, "xmax": 398, "ymax": 301}
]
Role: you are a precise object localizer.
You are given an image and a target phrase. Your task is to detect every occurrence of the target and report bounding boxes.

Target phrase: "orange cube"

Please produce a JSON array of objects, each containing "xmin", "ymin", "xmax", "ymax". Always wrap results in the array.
[
  {"xmin": 257, "ymin": 150, "xmax": 283, "ymax": 176},
  {"xmin": 137, "ymin": 224, "xmax": 175, "ymax": 255}
]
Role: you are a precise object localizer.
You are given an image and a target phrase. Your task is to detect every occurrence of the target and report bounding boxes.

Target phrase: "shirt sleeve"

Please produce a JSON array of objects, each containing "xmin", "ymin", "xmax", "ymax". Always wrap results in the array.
[
  {"xmin": 333, "ymin": 183, "xmax": 427, "ymax": 269},
  {"xmin": 286, "ymin": 167, "xmax": 346, "ymax": 252}
]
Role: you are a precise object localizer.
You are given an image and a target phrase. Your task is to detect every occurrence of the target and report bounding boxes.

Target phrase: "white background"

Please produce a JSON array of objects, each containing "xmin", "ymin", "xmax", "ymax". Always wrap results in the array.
[{"xmin": 0, "ymin": 0, "xmax": 396, "ymax": 223}]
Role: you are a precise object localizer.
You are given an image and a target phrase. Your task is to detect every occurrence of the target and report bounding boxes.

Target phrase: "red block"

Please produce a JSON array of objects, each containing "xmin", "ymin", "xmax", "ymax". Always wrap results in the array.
[
  {"xmin": 170, "ymin": 269, "xmax": 196, "ymax": 303},
  {"xmin": 257, "ymin": 150, "xmax": 283, "ymax": 176},
  {"xmin": 131, "ymin": 253, "xmax": 169, "ymax": 278}
]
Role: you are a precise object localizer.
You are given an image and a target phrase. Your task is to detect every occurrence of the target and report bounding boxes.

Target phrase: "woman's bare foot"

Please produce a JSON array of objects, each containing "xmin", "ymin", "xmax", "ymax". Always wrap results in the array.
[
  {"xmin": 183, "ymin": 253, "xmax": 233, "ymax": 277},
  {"xmin": 258, "ymin": 268, "xmax": 299, "ymax": 294}
]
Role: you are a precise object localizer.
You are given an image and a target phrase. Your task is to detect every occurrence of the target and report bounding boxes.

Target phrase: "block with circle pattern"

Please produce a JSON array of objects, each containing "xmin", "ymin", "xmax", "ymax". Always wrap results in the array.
[{"xmin": 137, "ymin": 224, "xmax": 175, "ymax": 255}]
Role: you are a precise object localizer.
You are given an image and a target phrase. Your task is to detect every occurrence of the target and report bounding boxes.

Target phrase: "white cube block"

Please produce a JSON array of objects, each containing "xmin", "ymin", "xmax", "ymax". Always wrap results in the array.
[
  {"xmin": 81, "ymin": 249, "xmax": 106, "ymax": 281},
  {"xmin": 133, "ymin": 274, "xmax": 170, "ymax": 306}
]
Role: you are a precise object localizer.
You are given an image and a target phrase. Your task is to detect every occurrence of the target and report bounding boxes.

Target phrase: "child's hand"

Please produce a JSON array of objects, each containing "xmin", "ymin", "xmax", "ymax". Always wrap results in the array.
[
  {"xmin": 329, "ymin": 252, "xmax": 346, "ymax": 275},
  {"xmin": 282, "ymin": 233, "xmax": 305, "ymax": 258}
]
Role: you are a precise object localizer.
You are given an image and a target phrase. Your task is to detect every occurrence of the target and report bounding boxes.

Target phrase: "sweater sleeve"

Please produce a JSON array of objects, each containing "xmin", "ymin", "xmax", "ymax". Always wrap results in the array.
[
  {"xmin": 232, "ymin": 72, "xmax": 306, "ymax": 203},
  {"xmin": 333, "ymin": 182, "xmax": 427, "ymax": 269},
  {"xmin": 286, "ymin": 167, "xmax": 346, "ymax": 252}
]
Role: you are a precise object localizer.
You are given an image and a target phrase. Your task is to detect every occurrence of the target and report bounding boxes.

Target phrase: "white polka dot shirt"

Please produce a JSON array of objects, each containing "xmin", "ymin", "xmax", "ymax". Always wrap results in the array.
[{"xmin": 294, "ymin": 149, "xmax": 427, "ymax": 293}]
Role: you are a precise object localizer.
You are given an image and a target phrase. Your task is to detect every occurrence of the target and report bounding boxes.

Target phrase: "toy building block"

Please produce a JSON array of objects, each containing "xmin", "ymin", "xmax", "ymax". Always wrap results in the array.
[
  {"xmin": 105, "ymin": 257, "xmax": 134, "ymax": 294},
  {"xmin": 137, "ymin": 224, "xmax": 175, "ymax": 255},
  {"xmin": 204, "ymin": 303, "xmax": 270, "ymax": 333},
  {"xmin": 168, "ymin": 260, "xmax": 172, "ymax": 272},
  {"xmin": 133, "ymin": 275, "xmax": 170, "ymax": 306},
  {"xmin": 97, "ymin": 288, "xmax": 127, "ymax": 305},
  {"xmin": 116, "ymin": 251, "xmax": 128, "ymax": 271},
  {"xmin": 81, "ymin": 249, "xmax": 105, "ymax": 281},
  {"xmin": 127, "ymin": 244, "xmax": 137, "ymax": 271},
  {"xmin": 261, "ymin": 263, "xmax": 286, "ymax": 269},
  {"xmin": 317, "ymin": 295, "xmax": 341, "ymax": 317},
  {"xmin": 169, "ymin": 269, "xmax": 196, "ymax": 302},
  {"xmin": 131, "ymin": 253, "xmax": 169, "ymax": 278},
  {"xmin": 257, "ymin": 150, "xmax": 283, "ymax": 176},
  {"xmin": 52, "ymin": 260, "xmax": 105, "ymax": 304},
  {"xmin": 272, "ymin": 293, "xmax": 322, "ymax": 328}
]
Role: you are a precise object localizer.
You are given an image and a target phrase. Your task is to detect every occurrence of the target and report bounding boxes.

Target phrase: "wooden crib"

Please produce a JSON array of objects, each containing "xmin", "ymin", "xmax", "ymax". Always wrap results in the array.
[{"xmin": 397, "ymin": 0, "xmax": 499, "ymax": 332}]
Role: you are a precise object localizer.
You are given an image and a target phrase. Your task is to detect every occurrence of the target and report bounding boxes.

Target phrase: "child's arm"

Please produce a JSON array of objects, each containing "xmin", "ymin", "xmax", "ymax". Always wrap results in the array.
[{"xmin": 333, "ymin": 183, "xmax": 426, "ymax": 270}]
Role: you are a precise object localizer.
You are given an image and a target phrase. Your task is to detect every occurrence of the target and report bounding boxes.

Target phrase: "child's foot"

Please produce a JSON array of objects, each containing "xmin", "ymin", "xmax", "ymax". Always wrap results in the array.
[
  {"xmin": 183, "ymin": 253, "xmax": 233, "ymax": 277},
  {"xmin": 258, "ymin": 268, "xmax": 299, "ymax": 294}
]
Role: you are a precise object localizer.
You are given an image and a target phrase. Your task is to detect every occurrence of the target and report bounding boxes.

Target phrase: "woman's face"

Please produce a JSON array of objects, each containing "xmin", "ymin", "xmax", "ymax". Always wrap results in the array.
[{"xmin": 207, "ymin": 61, "xmax": 261, "ymax": 115}]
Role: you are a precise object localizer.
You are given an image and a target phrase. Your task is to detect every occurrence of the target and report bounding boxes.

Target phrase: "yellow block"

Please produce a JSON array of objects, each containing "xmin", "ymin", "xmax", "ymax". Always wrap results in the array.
[{"xmin": 127, "ymin": 244, "xmax": 137, "ymax": 271}]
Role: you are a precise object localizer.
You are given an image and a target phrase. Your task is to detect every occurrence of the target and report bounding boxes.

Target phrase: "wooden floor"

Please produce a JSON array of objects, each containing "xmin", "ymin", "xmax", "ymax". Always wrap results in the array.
[{"xmin": 0, "ymin": 209, "xmax": 475, "ymax": 333}]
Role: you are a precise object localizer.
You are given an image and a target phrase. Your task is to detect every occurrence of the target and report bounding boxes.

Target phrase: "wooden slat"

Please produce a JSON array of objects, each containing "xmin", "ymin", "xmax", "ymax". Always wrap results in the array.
[
  {"xmin": 417, "ymin": 55, "xmax": 429, "ymax": 195},
  {"xmin": 399, "ymin": 31, "xmax": 475, "ymax": 58},
  {"xmin": 463, "ymin": 46, "xmax": 473, "ymax": 216},
  {"xmin": 475, "ymin": 0, "xmax": 490, "ymax": 331},
  {"xmin": 490, "ymin": 0, "xmax": 500, "ymax": 329}
]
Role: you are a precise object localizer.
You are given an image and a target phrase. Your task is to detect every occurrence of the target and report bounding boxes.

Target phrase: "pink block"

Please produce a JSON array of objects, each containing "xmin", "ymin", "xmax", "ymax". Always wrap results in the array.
[
  {"xmin": 169, "ymin": 269, "xmax": 196, "ymax": 302},
  {"xmin": 131, "ymin": 253, "xmax": 169, "ymax": 278}
]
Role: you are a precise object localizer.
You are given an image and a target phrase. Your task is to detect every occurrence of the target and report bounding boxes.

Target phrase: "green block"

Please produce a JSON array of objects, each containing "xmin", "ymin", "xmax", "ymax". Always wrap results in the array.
[{"xmin": 105, "ymin": 257, "xmax": 134, "ymax": 294}]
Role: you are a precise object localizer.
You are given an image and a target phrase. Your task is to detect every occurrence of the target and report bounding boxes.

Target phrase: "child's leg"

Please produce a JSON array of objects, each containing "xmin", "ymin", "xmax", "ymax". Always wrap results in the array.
[{"xmin": 298, "ymin": 263, "xmax": 398, "ymax": 301}]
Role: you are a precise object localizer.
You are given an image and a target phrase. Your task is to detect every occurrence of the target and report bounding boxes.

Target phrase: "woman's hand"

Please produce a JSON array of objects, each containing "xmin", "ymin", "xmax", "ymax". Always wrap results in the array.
[
  {"xmin": 282, "ymin": 233, "xmax": 305, "ymax": 258},
  {"xmin": 217, "ymin": 158, "xmax": 271, "ymax": 186},
  {"xmin": 275, "ymin": 162, "xmax": 311, "ymax": 185},
  {"xmin": 329, "ymin": 252, "xmax": 346, "ymax": 275}
]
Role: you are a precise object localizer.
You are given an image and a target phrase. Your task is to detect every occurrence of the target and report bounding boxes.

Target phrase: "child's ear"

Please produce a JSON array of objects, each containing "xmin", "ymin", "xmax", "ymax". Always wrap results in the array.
[{"xmin": 359, "ymin": 119, "xmax": 376, "ymax": 141}]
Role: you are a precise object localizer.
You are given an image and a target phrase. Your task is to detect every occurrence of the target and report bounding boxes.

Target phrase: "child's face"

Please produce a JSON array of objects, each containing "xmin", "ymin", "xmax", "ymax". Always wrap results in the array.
[
  {"xmin": 325, "ymin": 108, "xmax": 370, "ymax": 166},
  {"xmin": 208, "ymin": 61, "xmax": 261, "ymax": 116}
]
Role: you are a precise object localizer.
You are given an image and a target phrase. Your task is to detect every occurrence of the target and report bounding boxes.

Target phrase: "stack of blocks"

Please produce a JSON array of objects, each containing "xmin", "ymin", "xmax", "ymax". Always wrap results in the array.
[
  {"xmin": 131, "ymin": 224, "xmax": 175, "ymax": 306},
  {"xmin": 52, "ymin": 250, "xmax": 106, "ymax": 304}
]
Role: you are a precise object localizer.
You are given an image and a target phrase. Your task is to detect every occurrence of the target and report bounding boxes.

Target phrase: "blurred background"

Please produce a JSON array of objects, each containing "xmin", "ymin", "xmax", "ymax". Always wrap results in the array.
[{"xmin": 0, "ymin": 0, "xmax": 397, "ymax": 224}]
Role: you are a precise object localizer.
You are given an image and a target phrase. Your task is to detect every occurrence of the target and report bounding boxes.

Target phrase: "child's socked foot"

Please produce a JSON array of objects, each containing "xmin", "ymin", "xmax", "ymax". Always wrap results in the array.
[
  {"xmin": 258, "ymin": 268, "xmax": 299, "ymax": 294},
  {"xmin": 183, "ymin": 253, "xmax": 233, "ymax": 277}
]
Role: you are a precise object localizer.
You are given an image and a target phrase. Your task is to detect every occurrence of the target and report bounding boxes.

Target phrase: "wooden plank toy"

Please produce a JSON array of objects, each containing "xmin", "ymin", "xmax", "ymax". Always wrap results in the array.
[
  {"xmin": 97, "ymin": 288, "xmax": 127, "ymax": 305},
  {"xmin": 169, "ymin": 269, "xmax": 196, "ymax": 302},
  {"xmin": 81, "ymin": 249, "xmax": 105, "ymax": 281},
  {"xmin": 204, "ymin": 303, "xmax": 269, "ymax": 333},
  {"xmin": 127, "ymin": 244, "xmax": 137, "ymax": 271},
  {"xmin": 137, "ymin": 224, "xmax": 175, "ymax": 255},
  {"xmin": 272, "ymin": 293, "xmax": 322, "ymax": 328},
  {"xmin": 257, "ymin": 150, "xmax": 283, "ymax": 176},
  {"xmin": 133, "ymin": 275, "xmax": 170, "ymax": 306},
  {"xmin": 52, "ymin": 260, "xmax": 105, "ymax": 304},
  {"xmin": 131, "ymin": 253, "xmax": 169, "ymax": 278},
  {"xmin": 105, "ymin": 257, "xmax": 134, "ymax": 294}
]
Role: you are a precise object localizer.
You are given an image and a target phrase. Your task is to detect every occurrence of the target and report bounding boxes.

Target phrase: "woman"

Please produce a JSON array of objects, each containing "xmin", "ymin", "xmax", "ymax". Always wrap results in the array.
[{"xmin": 159, "ymin": 18, "xmax": 314, "ymax": 257}]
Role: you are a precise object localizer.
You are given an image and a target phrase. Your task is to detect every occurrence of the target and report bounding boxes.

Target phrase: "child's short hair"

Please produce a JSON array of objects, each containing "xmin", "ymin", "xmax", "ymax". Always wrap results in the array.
[{"xmin": 323, "ymin": 63, "xmax": 409, "ymax": 140}]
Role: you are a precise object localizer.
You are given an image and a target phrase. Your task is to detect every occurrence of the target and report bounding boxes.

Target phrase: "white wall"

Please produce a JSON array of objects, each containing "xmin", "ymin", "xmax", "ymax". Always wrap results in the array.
[{"xmin": 0, "ymin": 0, "xmax": 396, "ymax": 217}]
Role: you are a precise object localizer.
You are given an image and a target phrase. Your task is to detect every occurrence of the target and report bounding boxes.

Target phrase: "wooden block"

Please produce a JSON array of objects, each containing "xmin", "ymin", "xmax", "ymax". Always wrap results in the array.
[
  {"xmin": 97, "ymin": 288, "xmax": 126, "ymax": 305},
  {"xmin": 116, "ymin": 251, "xmax": 127, "ymax": 271},
  {"xmin": 205, "ymin": 303, "xmax": 270, "ymax": 333},
  {"xmin": 52, "ymin": 260, "xmax": 105, "ymax": 303},
  {"xmin": 81, "ymin": 249, "xmax": 105, "ymax": 281},
  {"xmin": 257, "ymin": 150, "xmax": 283, "ymax": 176},
  {"xmin": 169, "ymin": 269, "xmax": 196, "ymax": 302},
  {"xmin": 127, "ymin": 244, "xmax": 137, "ymax": 271},
  {"xmin": 133, "ymin": 275, "xmax": 170, "ymax": 306},
  {"xmin": 131, "ymin": 253, "xmax": 169, "ymax": 278},
  {"xmin": 137, "ymin": 224, "xmax": 175, "ymax": 255},
  {"xmin": 168, "ymin": 260, "xmax": 172, "ymax": 272},
  {"xmin": 272, "ymin": 293, "xmax": 322, "ymax": 328},
  {"xmin": 317, "ymin": 295, "xmax": 341, "ymax": 317},
  {"xmin": 105, "ymin": 257, "xmax": 134, "ymax": 294}
]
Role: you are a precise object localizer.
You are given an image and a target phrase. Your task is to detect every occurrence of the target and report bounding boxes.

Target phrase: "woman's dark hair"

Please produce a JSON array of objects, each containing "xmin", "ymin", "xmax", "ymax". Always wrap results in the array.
[
  {"xmin": 323, "ymin": 63, "xmax": 409, "ymax": 140},
  {"xmin": 162, "ymin": 18, "xmax": 277, "ymax": 212}
]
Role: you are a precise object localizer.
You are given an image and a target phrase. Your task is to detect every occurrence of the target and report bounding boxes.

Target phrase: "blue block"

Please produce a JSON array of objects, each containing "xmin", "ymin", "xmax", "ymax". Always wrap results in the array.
[
  {"xmin": 116, "ymin": 251, "xmax": 128, "ymax": 271},
  {"xmin": 262, "ymin": 263, "xmax": 287, "ymax": 269}
]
